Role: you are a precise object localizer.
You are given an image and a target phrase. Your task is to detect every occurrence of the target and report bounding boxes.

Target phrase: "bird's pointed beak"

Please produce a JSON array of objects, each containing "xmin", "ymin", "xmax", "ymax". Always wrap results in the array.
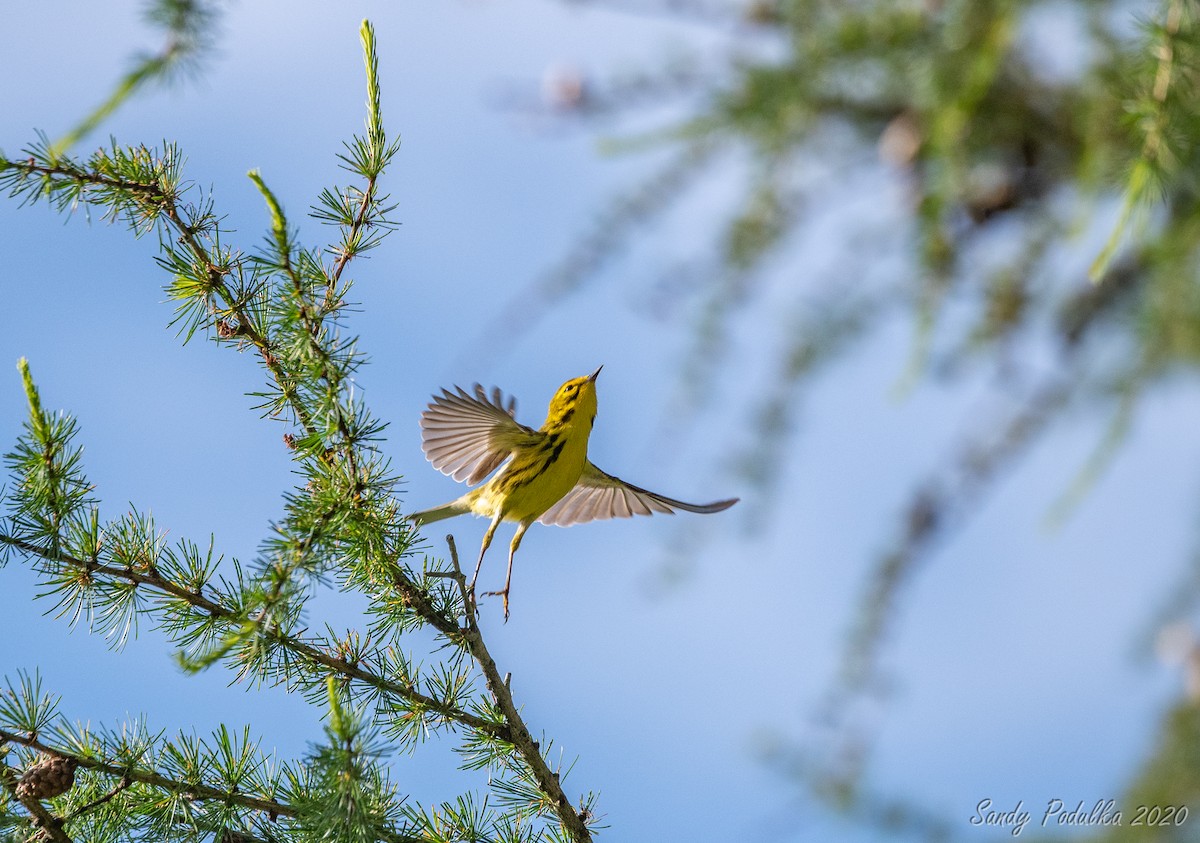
[{"xmin": 588, "ymin": 365, "xmax": 603, "ymax": 382}]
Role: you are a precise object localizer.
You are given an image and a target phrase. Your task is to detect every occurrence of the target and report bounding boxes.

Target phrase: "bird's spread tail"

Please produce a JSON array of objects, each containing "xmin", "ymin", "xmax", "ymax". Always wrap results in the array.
[{"xmin": 409, "ymin": 499, "xmax": 470, "ymax": 526}]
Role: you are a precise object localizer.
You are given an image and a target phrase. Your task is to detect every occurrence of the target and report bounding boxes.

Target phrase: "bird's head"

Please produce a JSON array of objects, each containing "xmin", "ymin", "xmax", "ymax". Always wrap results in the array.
[{"xmin": 544, "ymin": 365, "xmax": 602, "ymax": 431}]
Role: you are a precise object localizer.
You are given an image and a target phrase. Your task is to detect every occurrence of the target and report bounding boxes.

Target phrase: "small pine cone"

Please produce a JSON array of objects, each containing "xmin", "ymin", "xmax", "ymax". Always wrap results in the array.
[
  {"xmin": 15, "ymin": 756, "xmax": 77, "ymax": 800},
  {"xmin": 282, "ymin": 432, "xmax": 297, "ymax": 450},
  {"xmin": 216, "ymin": 319, "xmax": 238, "ymax": 339},
  {"xmin": 218, "ymin": 830, "xmax": 253, "ymax": 843}
]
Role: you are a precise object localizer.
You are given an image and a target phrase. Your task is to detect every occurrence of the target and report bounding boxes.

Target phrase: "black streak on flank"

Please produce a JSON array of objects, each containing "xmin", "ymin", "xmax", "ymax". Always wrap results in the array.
[{"xmin": 509, "ymin": 436, "xmax": 566, "ymax": 488}]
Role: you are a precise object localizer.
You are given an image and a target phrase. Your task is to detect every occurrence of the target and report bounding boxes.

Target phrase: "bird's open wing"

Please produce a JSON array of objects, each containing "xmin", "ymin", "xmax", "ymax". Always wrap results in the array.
[
  {"xmin": 421, "ymin": 385, "xmax": 543, "ymax": 484},
  {"xmin": 538, "ymin": 460, "xmax": 738, "ymax": 526}
]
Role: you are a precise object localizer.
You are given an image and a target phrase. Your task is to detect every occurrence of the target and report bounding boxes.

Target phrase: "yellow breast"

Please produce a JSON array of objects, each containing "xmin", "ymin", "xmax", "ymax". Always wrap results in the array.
[{"xmin": 467, "ymin": 428, "xmax": 589, "ymax": 523}]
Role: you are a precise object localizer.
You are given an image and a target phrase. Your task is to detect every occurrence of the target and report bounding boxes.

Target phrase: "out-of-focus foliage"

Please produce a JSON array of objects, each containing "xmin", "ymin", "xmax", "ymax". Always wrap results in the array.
[
  {"xmin": 499, "ymin": 0, "xmax": 1200, "ymax": 833},
  {"xmin": 51, "ymin": 0, "xmax": 216, "ymax": 157},
  {"xmin": 1012, "ymin": 696, "xmax": 1200, "ymax": 843}
]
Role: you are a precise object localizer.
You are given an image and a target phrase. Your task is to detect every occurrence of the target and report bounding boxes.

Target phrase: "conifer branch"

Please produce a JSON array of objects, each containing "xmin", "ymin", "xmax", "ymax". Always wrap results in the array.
[
  {"xmin": 1090, "ymin": 0, "xmax": 1191, "ymax": 280},
  {"xmin": 0, "ymin": 729, "xmax": 296, "ymax": 821},
  {"xmin": 327, "ymin": 20, "xmax": 396, "ymax": 294},
  {"xmin": 2, "ymin": 18, "xmax": 597, "ymax": 842},
  {"xmin": 441, "ymin": 536, "xmax": 595, "ymax": 842},
  {"xmin": 246, "ymin": 170, "xmax": 366, "ymax": 495},
  {"xmin": 0, "ymin": 533, "xmax": 503, "ymax": 740},
  {"xmin": 159, "ymin": 199, "xmax": 322, "ymax": 439},
  {"xmin": 0, "ymin": 728, "xmax": 423, "ymax": 843},
  {"xmin": 0, "ymin": 154, "xmax": 175, "ymax": 211},
  {"xmin": 328, "ymin": 153, "xmax": 380, "ymax": 292},
  {"xmin": 0, "ymin": 153, "xmax": 321, "ymax": 441}
]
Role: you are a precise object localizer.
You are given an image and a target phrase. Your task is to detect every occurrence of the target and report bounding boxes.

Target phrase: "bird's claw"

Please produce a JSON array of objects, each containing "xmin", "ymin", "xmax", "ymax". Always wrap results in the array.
[{"xmin": 481, "ymin": 588, "xmax": 510, "ymax": 622}]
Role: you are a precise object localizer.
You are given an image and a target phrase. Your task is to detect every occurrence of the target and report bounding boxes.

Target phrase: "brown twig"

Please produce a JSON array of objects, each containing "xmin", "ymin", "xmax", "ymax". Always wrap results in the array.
[
  {"xmin": 329, "ymin": 172, "xmax": 378, "ymax": 291},
  {"xmin": 60, "ymin": 775, "xmax": 132, "ymax": 822}
]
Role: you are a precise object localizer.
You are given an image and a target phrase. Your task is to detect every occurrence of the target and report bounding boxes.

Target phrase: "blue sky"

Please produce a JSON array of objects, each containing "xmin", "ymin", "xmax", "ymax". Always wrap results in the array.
[{"xmin": 2, "ymin": 2, "xmax": 1197, "ymax": 841}]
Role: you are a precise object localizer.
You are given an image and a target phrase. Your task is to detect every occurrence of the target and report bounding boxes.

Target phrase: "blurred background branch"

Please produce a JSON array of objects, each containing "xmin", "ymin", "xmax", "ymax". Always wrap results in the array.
[{"xmin": 482, "ymin": 0, "xmax": 1200, "ymax": 834}]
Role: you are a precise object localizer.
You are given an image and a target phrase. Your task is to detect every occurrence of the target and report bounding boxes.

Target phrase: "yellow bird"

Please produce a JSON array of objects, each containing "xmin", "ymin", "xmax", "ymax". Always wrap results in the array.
[{"xmin": 410, "ymin": 367, "xmax": 738, "ymax": 618}]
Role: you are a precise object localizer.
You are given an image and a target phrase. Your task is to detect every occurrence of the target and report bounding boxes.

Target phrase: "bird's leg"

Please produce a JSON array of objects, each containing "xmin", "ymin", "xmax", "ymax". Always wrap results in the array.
[
  {"xmin": 483, "ymin": 521, "xmax": 529, "ymax": 622},
  {"xmin": 469, "ymin": 515, "xmax": 502, "ymax": 609}
]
